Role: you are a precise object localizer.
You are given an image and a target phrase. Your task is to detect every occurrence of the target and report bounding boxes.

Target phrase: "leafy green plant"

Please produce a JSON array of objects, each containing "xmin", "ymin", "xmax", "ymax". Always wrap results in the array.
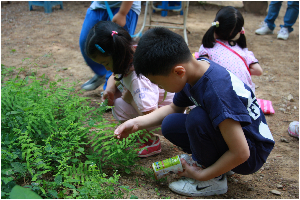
[
  {"xmin": 1, "ymin": 65, "xmax": 147, "ymax": 198},
  {"xmin": 88, "ymin": 127, "xmax": 150, "ymax": 174}
]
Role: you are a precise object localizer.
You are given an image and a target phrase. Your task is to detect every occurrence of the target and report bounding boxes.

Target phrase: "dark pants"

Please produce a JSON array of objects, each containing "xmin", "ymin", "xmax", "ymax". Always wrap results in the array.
[{"xmin": 161, "ymin": 106, "xmax": 267, "ymax": 175}]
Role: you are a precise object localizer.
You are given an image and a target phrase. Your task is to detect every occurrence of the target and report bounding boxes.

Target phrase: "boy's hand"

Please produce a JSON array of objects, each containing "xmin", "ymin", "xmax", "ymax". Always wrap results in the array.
[
  {"xmin": 102, "ymin": 90, "xmax": 115, "ymax": 106},
  {"xmin": 114, "ymin": 119, "xmax": 139, "ymax": 139},
  {"xmin": 178, "ymin": 158, "xmax": 204, "ymax": 180}
]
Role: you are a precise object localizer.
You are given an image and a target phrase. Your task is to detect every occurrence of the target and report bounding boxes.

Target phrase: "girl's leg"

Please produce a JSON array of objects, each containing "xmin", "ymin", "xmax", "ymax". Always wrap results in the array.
[
  {"xmin": 281, "ymin": 1, "xmax": 299, "ymax": 32},
  {"xmin": 264, "ymin": 1, "xmax": 283, "ymax": 31}
]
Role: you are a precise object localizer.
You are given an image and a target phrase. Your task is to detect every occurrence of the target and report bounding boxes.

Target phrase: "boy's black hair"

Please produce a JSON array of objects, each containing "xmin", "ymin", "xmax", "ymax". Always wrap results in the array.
[
  {"xmin": 85, "ymin": 21, "xmax": 134, "ymax": 81},
  {"xmin": 202, "ymin": 6, "xmax": 247, "ymax": 48},
  {"xmin": 134, "ymin": 27, "xmax": 192, "ymax": 77}
]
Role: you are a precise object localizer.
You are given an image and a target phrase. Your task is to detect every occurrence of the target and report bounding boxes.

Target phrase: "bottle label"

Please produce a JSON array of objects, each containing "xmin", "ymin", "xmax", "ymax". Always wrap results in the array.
[{"xmin": 152, "ymin": 155, "xmax": 183, "ymax": 179}]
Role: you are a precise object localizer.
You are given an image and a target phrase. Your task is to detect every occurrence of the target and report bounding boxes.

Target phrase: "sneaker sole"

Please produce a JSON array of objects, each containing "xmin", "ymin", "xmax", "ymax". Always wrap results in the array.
[
  {"xmin": 277, "ymin": 37, "xmax": 288, "ymax": 40},
  {"xmin": 169, "ymin": 187, "xmax": 228, "ymax": 197},
  {"xmin": 255, "ymin": 32, "xmax": 274, "ymax": 35},
  {"xmin": 138, "ymin": 149, "xmax": 161, "ymax": 158}
]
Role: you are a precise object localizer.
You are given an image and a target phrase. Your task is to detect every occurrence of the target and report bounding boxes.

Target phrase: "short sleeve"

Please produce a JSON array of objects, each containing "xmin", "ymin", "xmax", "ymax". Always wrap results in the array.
[
  {"xmin": 243, "ymin": 48, "xmax": 259, "ymax": 66},
  {"xmin": 198, "ymin": 45, "xmax": 209, "ymax": 58},
  {"xmin": 173, "ymin": 85, "xmax": 194, "ymax": 107},
  {"xmin": 130, "ymin": 76, "xmax": 159, "ymax": 112}
]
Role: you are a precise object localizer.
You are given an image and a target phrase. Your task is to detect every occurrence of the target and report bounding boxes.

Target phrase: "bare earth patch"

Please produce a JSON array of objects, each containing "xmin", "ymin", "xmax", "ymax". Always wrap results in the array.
[{"xmin": 1, "ymin": 1, "xmax": 298, "ymax": 199}]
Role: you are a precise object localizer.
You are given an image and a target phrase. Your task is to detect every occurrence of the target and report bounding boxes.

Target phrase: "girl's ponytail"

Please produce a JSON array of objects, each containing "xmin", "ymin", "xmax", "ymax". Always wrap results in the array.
[
  {"xmin": 236, "ymin": 32, "xmax": 247, "ymax": 49},
  {"xmin": 202, "ymin": 26, "xmax": 217, "ymax": 48},
  {"xmin": 202, "ymin": 6, "xmax": 247, "ymax": 49},
  {"xmin": 111, "ymin": 31, "xmax": 134, "ymax": 81}
]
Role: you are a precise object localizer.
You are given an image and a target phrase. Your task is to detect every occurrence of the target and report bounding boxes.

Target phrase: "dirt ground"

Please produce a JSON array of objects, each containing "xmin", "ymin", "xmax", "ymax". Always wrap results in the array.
[{"xmin": 1, "ymin": 1, "xmax": 299, "ymax": 199}]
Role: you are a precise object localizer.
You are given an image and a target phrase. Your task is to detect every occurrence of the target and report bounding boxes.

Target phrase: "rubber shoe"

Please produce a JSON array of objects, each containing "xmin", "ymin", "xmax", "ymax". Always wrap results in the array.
[
  {"xmin": 169, "ymin": 175, "xmax": 228, "ymax": 197},
  {"xmin": 81, "ymin": 74, "xmax": 106, "ymax": 91},
  {"xmin": 277, "ymin": 27, "xmax": 289, "ymax": 40},
  {"xmin": 255, "ymin": 21, "xmax": 273, "ymax": 35},
  {"xmin": 288, "ymin": 121, "xmax": 299, "ymax": 138},
  {"xmin": 138, "ymin": 136, "xmax": 161, "ymax": 157}
]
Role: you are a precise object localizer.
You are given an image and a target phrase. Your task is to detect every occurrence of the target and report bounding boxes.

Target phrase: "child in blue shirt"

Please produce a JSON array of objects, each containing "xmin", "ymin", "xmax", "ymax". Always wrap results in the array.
[{"xmin": 114, "ymin": 27, "xmax": 275, "ymax": 197}]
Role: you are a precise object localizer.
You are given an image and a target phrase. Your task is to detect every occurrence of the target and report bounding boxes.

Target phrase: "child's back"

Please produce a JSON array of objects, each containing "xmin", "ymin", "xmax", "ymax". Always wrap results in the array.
[{"xmin": 199, "ymin": 6, "xmax": 262, "ymax": 93}]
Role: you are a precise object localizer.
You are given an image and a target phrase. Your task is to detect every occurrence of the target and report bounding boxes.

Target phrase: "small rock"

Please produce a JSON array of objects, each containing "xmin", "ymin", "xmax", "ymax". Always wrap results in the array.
[
  {"xmin": 287, "ymin": 94, "xmax": 294, "ymax": 102},
  {"xmin": 247, "ymin": 187, "xmax": 254, "ymax": 191},
  {"xmin": 270, "ymin": 190, "xmax": 281, "ymax": 195},
  {"xmin": 277, "ymin": 184, "xmax": 283, "ymax": 189},
  {"xmin": 280, "ymin": 138, "xmax": 289, "ymax": 143},
  {"xmin": 279, "ymin": 108, "xmax": 286, "ymax": 112}
]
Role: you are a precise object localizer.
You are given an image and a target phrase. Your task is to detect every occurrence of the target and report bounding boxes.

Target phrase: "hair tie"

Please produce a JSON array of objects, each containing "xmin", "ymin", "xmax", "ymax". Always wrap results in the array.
[
  {"xmin": 95, "ymin": 44, "xmax": 105, "ymax": 53},
  {"xmin": 240, "ymin": 27, "xmax": 245, "ymax": 34},
  {"xmin": 212, "ymin": 21, "xmax": 219, "ymax": 28},
  {"xmin": 111, "ymin": 31, "xmax": 118, "ymax": 37}
]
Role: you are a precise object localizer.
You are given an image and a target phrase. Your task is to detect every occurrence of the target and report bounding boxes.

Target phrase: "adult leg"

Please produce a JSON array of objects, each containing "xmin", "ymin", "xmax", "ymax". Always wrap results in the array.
[
  {"xmin": 264, "ymin": 1, "xmax": 283, "ymax": 30},
  {"xmin": 281, "ymin": 1, "xmax": 299, "ymax": 32},
  {"xmin": 79, "ymin": 8, "xmax": 108, "ymax": 77},
  {"xmin": 79, "ymin": 8, "xmax": 112, "ymax": 90}
]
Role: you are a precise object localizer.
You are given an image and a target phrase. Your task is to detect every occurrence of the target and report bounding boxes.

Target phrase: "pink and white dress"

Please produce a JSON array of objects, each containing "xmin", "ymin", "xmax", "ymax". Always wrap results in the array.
[{"xmin": 198, "ymin": 39, "xmax": 258, "ymax": 93}]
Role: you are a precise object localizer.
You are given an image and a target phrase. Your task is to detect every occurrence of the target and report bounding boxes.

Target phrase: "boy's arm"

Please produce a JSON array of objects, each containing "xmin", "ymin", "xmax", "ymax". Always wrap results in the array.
[
  {"xmin": 114, "ymin": 103, "xmax": 186, "ymax": 139},
  {"xmin": 249, "ymin": 63, "xmax": 263, "ymax": 76},
  {"xmin": 179, "ymin": 119, "xmax": 250, "ymax": 181},
  {"xmin": 112, "ymin": 1, "xmax": 134, "ymax": 27}
]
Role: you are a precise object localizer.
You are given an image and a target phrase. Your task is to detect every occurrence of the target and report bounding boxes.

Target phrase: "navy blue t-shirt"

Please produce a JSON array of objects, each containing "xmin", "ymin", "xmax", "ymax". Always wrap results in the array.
[{"xmin": 173, "ymin": 58, "xmax": 275, "ymax": 155}]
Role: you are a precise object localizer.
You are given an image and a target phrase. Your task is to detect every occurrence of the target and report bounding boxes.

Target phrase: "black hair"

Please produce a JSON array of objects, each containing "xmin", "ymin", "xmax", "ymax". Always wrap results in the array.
[
  {"xmin": 85, "ymin": 21, "xmax": 134, "ymax": 81},
  {"xmin": 202, "ymin": 6, "xmax": 247, "ymax": 48},
  {"xmin": 133, "ymin": 27, "xmax": 192, "ymax": 77}
]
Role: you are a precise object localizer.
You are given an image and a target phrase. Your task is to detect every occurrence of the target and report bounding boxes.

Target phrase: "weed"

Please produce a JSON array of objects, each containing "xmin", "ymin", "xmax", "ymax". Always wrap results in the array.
[{"xmin": 1, "ymin": 67, "xmax": 141, "ymax": 198}]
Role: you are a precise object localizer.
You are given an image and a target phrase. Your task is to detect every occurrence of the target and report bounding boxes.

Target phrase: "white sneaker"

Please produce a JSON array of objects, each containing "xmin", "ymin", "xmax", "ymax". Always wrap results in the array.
[
  {"xmin": 277, "ymin": 27, "xmax": 289, "ymax": 40},
  {"xmin": 255, "ymin": 21, "xmax": 273, "ymax": 35},
  {"xmin": 81, "ymin": 74, "xmax": 106, "ymax": 91},
  {"xmin": 169, "ymin": 175, "xmax": 228, "ymax": 197}
]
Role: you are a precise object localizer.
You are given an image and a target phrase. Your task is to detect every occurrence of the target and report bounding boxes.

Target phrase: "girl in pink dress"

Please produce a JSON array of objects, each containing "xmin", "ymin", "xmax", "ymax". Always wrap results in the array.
[{"xmin": 198, "ymin": 6, "xmax": 263, "ymax": 93}]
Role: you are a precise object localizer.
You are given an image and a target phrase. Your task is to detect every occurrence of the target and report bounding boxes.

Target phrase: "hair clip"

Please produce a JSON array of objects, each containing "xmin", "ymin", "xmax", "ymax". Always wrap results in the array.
[
  {"xmin": 211, "ymin": 21, "xmax": 219, "ymax": 28},
  {"xmin": 240, "ymin": 27, "xmax": 245, "ymax": 34},
  {"xmin": 111, "ymin": 31, "xmax": 118, "ymax": 37},
  {"xmin": 95, "ymin": 44, "xmax": 105, "ymax": 53}
]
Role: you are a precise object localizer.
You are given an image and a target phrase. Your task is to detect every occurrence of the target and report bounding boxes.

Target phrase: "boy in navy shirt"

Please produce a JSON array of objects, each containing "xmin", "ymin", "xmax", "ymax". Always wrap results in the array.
[{"xmin": 114, "ymin": 27, "xmax": 275, "ymax": 197}]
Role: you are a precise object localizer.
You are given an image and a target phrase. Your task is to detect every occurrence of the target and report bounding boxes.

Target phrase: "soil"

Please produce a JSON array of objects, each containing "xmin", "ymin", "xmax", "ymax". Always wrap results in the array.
[{"xmin": 1, "ymin": 1, "xmax": 299, "ymax": 199}]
